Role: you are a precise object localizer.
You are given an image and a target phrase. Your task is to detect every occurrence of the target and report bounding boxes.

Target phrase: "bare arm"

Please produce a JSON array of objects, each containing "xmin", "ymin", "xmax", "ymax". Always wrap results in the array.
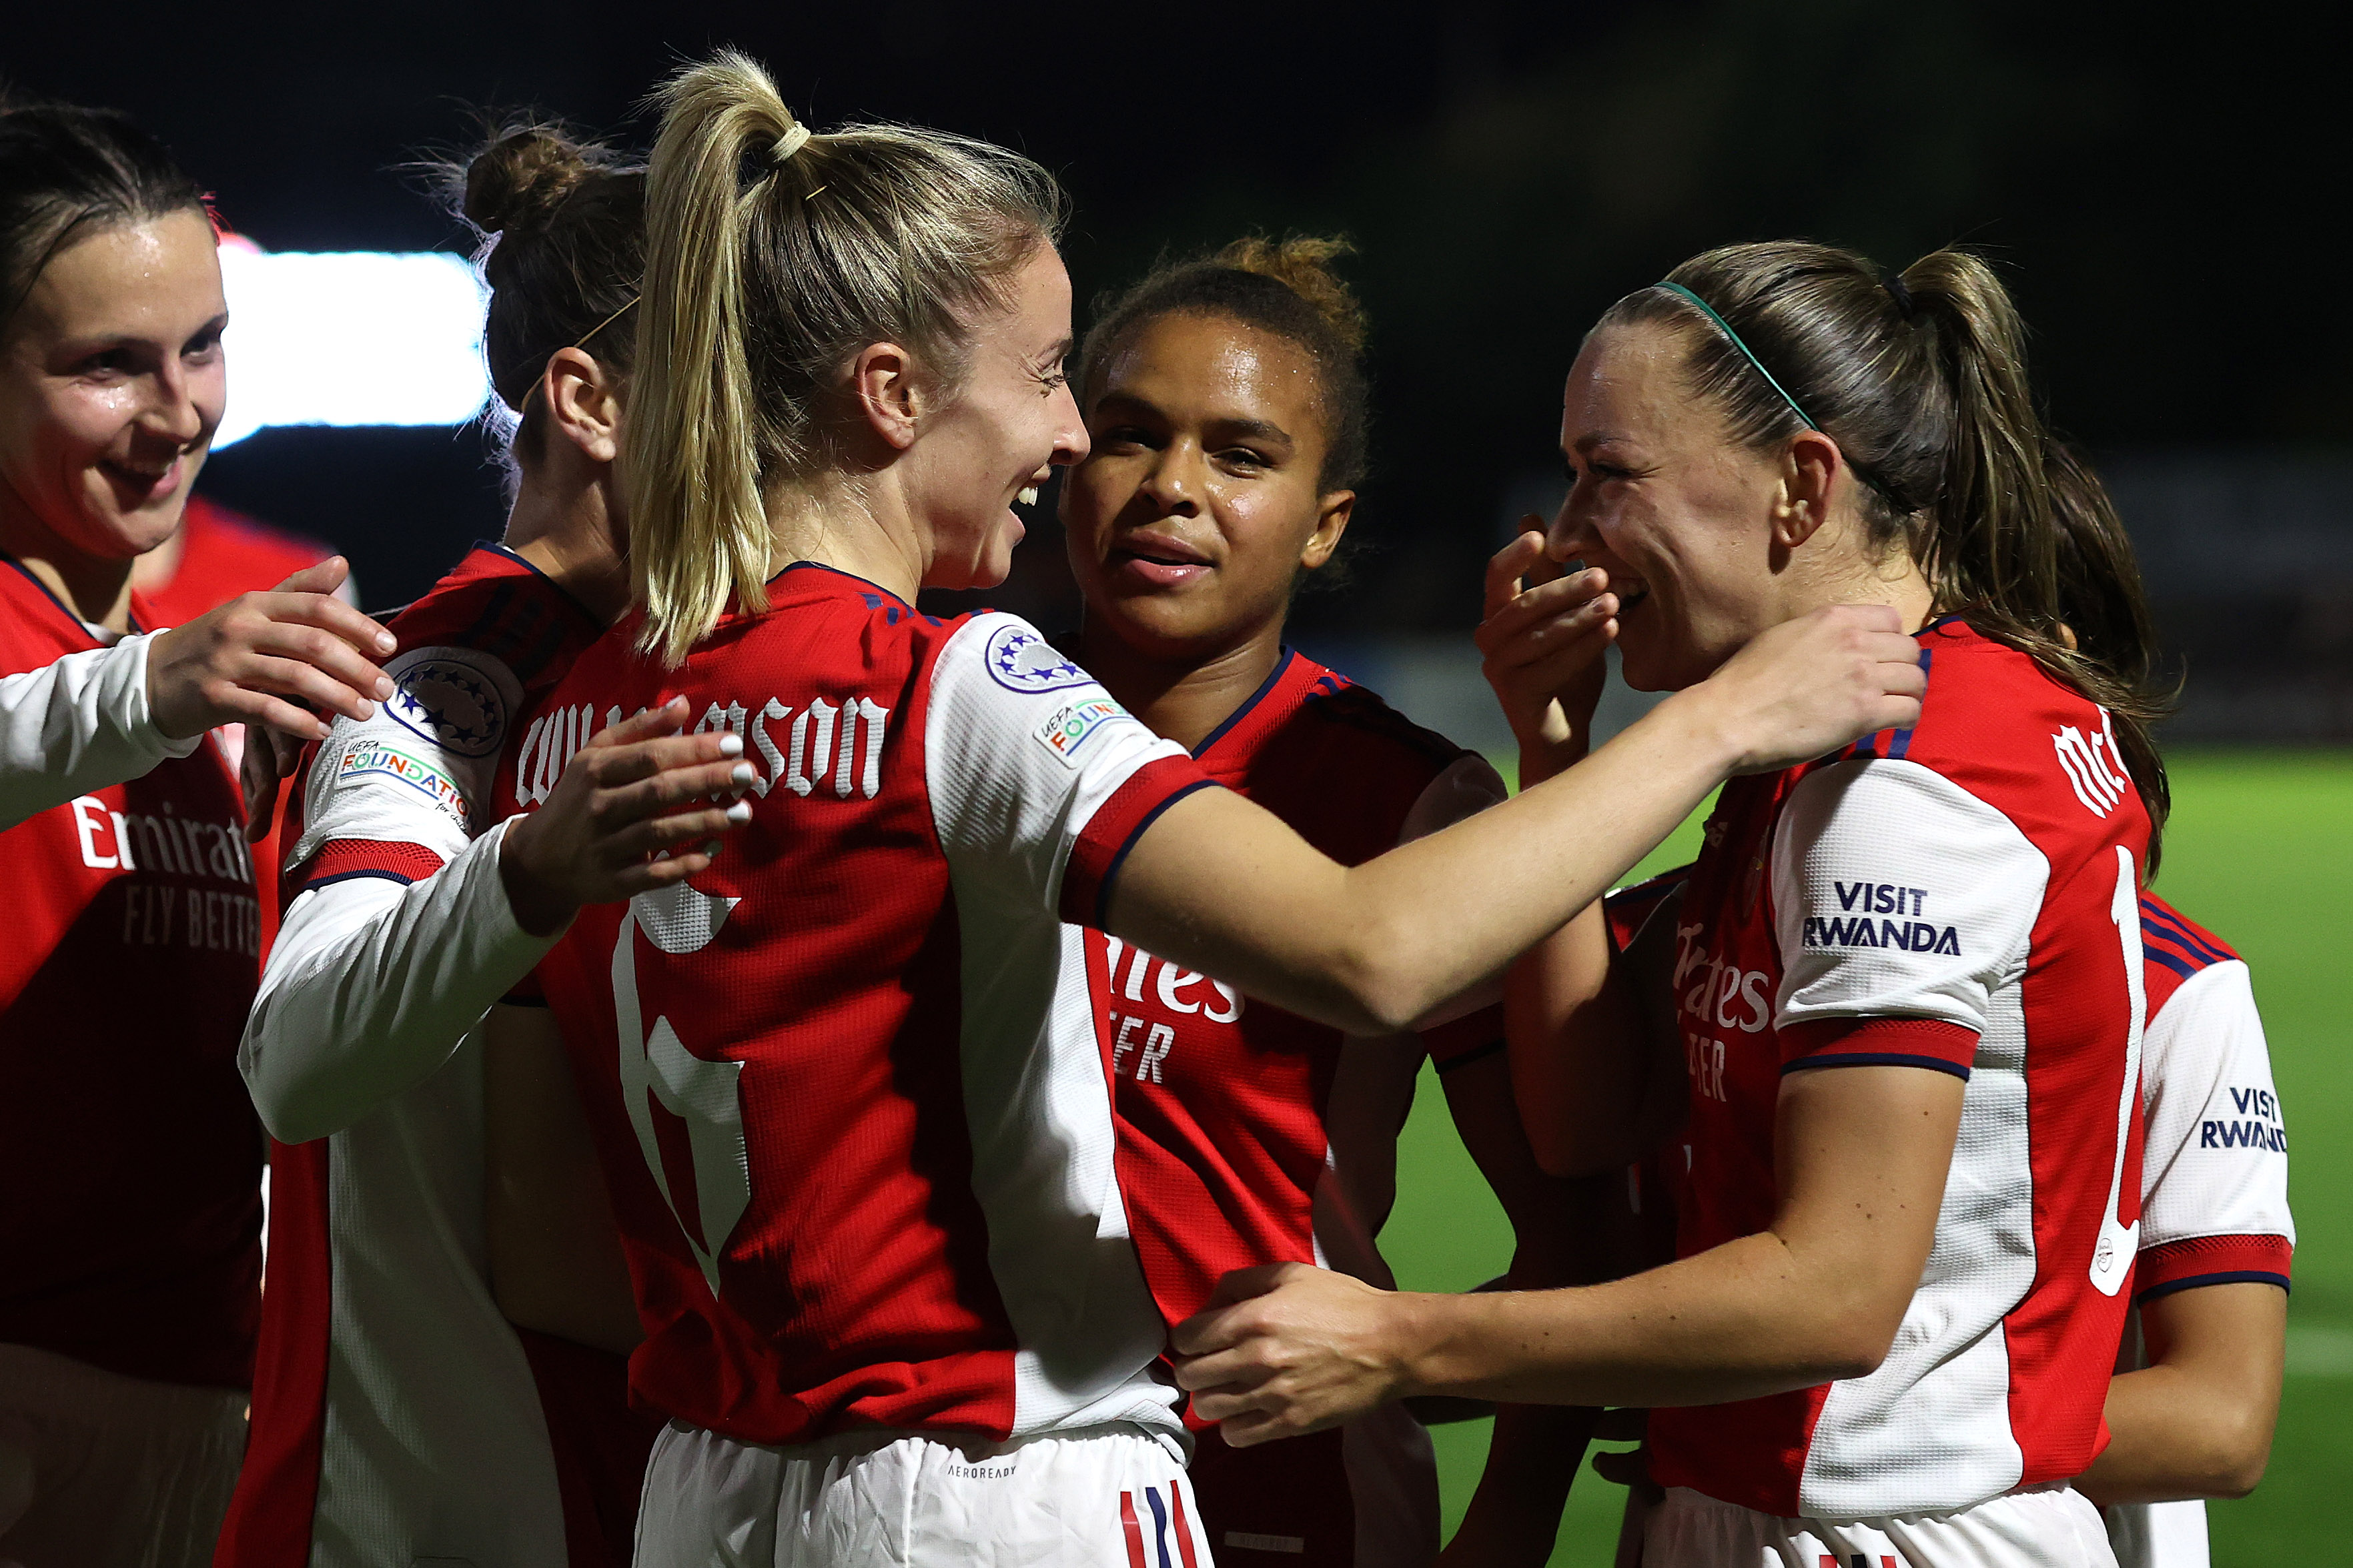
[
  {"xmin": 1107, "ymin": 604, "xmax": 1926, "ymax": 1038},
  {"xmin": 2075, "ymin": 1283, "xmax": 2286, "ymax": 1505},
  {"xmin": 1512, "ymin": 884, "xmax": 1691, "ymax": 1178},
  {"xmin": 484, "ymin": 1002, "xmax": 644, "ymax": 1355},
  {"xmin": 1173, "ymin": 1062, "xmax": 1964, "ymax": 1442},
  {"xmin": 1477, "ymin": 532, "xmax": 1682, "ymax": 1177}
]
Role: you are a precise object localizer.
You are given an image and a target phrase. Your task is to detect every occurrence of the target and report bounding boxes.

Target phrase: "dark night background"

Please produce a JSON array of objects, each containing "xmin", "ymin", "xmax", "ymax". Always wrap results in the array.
[{"xmin": 6, "ymin": 0, "xmax": 2348, "ymax": 727}]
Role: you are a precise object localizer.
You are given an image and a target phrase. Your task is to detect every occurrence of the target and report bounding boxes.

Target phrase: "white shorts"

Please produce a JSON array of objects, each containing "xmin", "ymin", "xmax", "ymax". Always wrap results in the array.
[
  {"xmin": 1644, "ymin": 1482, "xmax": 2118, "ymax": 1568},
  {"xmin": 0, "ymin": 1343, "xmax": 248, "ymax": 1568},
  {"xmin": 634, "ymin": 1420, "xmax": 1214, "ymax": 1568},
  {"xmin": 2103, "ymin": 1499, "xmax": 2208, "ymax": 1568}
]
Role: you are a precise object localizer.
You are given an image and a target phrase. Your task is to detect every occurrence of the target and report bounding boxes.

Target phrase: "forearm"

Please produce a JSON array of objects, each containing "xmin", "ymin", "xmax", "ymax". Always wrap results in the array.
[
  {"xmin": 2076, "ymin": 1283, "xmax": 2286, "ymax": 1504},
  {"xmin": 1394, "ymin": 1229, "xmax": 1885, "ymax": 1409},
  {"xmin": 240, "ymin": 819, "xmax": 559, "ymax": 1142},
  {"xmin": 1116, "ymin": 692, "xmax": 1735, "ymax": 1036},
  {"xmin": 2077, "ymin": 1365, "xmax": 2271, "ymax": 1504},
  {"xmin": 1505, "ymin": 909, "xmax": 1656, "ymax": 1174},
  {"xmin": 0, "ymin": 636, "xmax": 198, "ymax": 827}
]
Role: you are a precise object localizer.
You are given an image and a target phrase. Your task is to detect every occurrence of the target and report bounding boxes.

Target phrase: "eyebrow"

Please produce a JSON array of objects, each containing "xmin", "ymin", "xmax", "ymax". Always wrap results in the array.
[
  {"xmin": 1037, "ymin": 335, "xmax": 1075, "ymax": 366},
  {"xmin": 1571, "ymin": 430, "xmax": 1633, "ymax": 454},
  {"xmin": 1210, "ymin": 416, "xmax": 1294, "ymax": 447}
]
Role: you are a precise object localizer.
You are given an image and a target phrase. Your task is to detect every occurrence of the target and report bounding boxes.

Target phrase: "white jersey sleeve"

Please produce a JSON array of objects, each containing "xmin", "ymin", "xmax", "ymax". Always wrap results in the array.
[
  {"xmin": 1770, "ymin": 758, "xmax": 2048, "ymax": 1069},
  {"xmin": 288, "ymin": 643, "xmax": 524, "ymax": 871},
  {"xmin": 2139, "ymin": 958, "xmax": 2294, "ymax": 1289},
  {"xmin": 243, "ymin": 819, "xmax": 557, "ymax": 1144},
  {"xmin": 923, "ymin": 614, "xmax": 1205, "ymax": 923},
  {"xmin": 246, "ymin": 641, "xmax": 545, "ymax": 1144},
  {"xmin": 0, "ymin": 634, "xmax": 201, "ymax": 829}
]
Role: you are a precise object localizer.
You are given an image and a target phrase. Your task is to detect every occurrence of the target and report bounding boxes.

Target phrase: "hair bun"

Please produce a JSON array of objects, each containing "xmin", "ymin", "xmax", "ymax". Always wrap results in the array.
[
  {"xmin": 1213, "ymin": 235, "xmax": 1366, "ymax": 353},
  {"xmin": 463, "ymin": 125, "xmax": 597, "ymax": 237}
]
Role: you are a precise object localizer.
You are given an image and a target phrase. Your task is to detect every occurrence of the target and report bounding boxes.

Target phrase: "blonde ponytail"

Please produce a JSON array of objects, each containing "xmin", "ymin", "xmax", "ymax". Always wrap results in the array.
[
  {"xmin": 625, "ymin": 51, "xmax": 1064, "ymax": 666},
  {"xmin": 626, "ymin": 52, "xmax": 794, "ymax": 666}
]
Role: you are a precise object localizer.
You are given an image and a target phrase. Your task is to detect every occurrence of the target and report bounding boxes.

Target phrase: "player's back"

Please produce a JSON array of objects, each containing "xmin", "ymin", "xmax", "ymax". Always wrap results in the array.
[
  {"xmin": 534, "ymin": 564, "xmax": 1206, "ymax": 1452},
  {"xmin": 219, "ymin": 543, "xmax": 615, "ymax": 1568},
  {"xmin": 1653, "ymin": 617, "xmax": 2154, "ymax": 1519},
  {"xmin": 0, "ymin": 560, "xmax": 260, "ymax": 1392}
]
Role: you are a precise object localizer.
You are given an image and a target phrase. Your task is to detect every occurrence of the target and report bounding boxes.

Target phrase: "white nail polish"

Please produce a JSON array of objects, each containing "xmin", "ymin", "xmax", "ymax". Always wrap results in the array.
[
  {"xmin": 725, "ymin": 800, "xmax": 753, "ymax": 824},
  {"xmin": 719, "ymin": 733, "xmax": 744, "ymax": 758},
  {"xmin": 731, "ymin": 762, "xmax": 757, "ymax": 787}
]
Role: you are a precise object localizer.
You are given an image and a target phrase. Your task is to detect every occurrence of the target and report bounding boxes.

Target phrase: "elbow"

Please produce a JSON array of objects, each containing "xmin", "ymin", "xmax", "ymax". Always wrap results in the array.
[
  {"xmin": 2210, "ymin": 1452, "xmax": 2269, "ymax": 1501},
  {"xmin": 239, "ymin": 1017, "xmax": 342, "ymax": 1147},
  {"xmin": 1805, "ymin": 1303, "xmax": 1907, "ymax": 1385},
  {"xmin": 2202, "ymin": 1409, "xmax": 2276, "ymax": 1499},
  {"xmin": 1330, "ymin": 906, "xmax": 1454, "ymax": 1036}
]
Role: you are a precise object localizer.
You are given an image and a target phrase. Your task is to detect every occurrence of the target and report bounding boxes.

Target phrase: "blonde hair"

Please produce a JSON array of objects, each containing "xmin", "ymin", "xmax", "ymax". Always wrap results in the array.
[{"xmin": 626, "ymin": 51, "xmax": 1067, "ymax": 665}]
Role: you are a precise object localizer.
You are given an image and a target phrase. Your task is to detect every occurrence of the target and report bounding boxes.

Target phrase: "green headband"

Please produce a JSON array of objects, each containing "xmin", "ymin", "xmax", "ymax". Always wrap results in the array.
[{"xmin": 1653, "ymin": 281, "xmax": 1820, "ymax": 432}]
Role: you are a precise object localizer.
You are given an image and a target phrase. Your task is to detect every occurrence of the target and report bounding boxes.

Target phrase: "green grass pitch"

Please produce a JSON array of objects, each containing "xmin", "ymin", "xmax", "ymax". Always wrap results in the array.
[{"xmin": 1376, "ymin": 750, "xmax": 2350, "ymax": 1564}]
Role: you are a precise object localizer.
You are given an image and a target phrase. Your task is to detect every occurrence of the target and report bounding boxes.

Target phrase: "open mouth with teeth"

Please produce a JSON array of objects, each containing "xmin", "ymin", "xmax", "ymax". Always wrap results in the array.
[
  {"xmin": 1015, "ymin": 486, "xmax": 1039, "ymax": 508},
  {"xmin": 97, "ymin": 455, "xmax": 184, "ymax": 507}
]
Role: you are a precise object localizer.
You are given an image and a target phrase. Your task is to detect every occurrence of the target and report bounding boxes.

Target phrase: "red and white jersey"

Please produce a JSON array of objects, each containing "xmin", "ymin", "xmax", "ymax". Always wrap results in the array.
[
  {"xmin": 0, "ymin": 557, "xmax": 261, "ymax": 1391},
  {"xmin": 1647, "ymin": 617, "xmax": 2153, "ymax": 1520},
  {"xmin": 526, "ymin": 565, "xmax": 1216, "ymax": 1451},
  {"xmin": 218, "ymin": 545, "xmax": 646, "ymax": 1568},
  {"xmin": 2105, "ymin": 895, "xmax": 2292, "ymax": 1568},
  {"xmin": 1084, "ymin": 650, "xmax": 1498, "ymax": 1568},
  {"xmin": 2132, "ymin": 894, "xmax": 2292, "ymax": 1295},
  {"xmin": 1093, "ymin": 651, "xmax": 1504, "ymax": 1331}
]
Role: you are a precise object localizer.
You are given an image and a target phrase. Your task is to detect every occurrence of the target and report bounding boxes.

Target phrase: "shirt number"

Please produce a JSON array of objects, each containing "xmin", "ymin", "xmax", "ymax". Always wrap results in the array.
[{"xmin": 610, "ymin": 882, "xmax": 753, "ymax": 1301}]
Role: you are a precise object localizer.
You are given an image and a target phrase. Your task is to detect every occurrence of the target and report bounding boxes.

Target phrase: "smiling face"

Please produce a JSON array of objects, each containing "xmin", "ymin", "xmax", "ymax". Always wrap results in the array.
[
  {"xmin": 0, "ymin": 209, "xmax": 227, "ymax": 564},
  {"xmin": 1547, "ymin": 320, "xmax": 1813, "ymax": 691},
  {"xmin": 1061, "ymin": 310, "xmax": 1350, "ymax": 660},
  {"xmin": 899, "ymin": 243, "xmax": 1087, "ymax": 593}
]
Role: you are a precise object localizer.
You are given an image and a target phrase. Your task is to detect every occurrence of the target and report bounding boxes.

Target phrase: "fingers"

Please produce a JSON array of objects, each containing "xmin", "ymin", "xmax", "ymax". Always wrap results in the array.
[
  {"xmin": 269, "ymin": 556, "xmax": 350, "ymax": 598},
  {"xmin": 1208, "ymin": 1261, "xmax": 1302, "ymax": 1310},
  {"xmin": 582, "ymin": 731, "xmax": 745, "ymax": 790},
  {"xmin": 586, "ymin": 695, "xmax": 694, "ymax": 750},
  {"xmin": 1476, "ymin": 581, "xmax": 1618, "ymax": 672},
  {"xmin": 227, "ymin": 651, "xmax": 387, "ymax": 726},
  {"xmin": 254, "ymin": 572, "xmax": 397, "ymax": 662},
  {"xmin": 240, "ymin": 731, "xmax": 282, "ymax": 840},
  {"xmin": 1475, "ymin": 568, "xmax": 1613, "ymax": 656},
  {"xmin": 229, "ymin": 693, "xmax": 333, "ymax": 745},
  {"xmin": 589, "ymin": 804, "xmax": 745, "ymax": 868},
  {"xmin": 1484, "ymin": 530, "xmax": 1548, "ymax": 620}
]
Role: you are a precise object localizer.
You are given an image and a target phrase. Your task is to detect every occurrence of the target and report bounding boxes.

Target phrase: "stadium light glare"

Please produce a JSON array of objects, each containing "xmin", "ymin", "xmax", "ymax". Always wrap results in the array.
[{"xmin": 213, "ymin": 245, "xmax": 490, "ymax": 450}]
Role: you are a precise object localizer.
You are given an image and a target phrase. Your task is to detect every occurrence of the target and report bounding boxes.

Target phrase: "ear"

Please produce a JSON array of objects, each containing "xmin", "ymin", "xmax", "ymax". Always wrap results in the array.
[
  {"xmin": 542, "ymin": 347, "xmax": 623, "ymax": 464},
  {"xmin": 1298, "ymin": 490, "xmax": 1356, "ymax": 572},
  {"xmin": 1774, "ymin": 430, "xmax": 1845, "ymax": 550},
  {"xmin": 851, "ymin": 341, "xmax": 924, "ymax": 452}
]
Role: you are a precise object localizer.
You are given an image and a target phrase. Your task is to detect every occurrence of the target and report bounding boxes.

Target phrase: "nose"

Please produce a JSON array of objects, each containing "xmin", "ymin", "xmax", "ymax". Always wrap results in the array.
[
  {"xmin": 1546, "ymin": 492, "xmax": 1600, "ymax": 562},
  {"xmin": 1049, "ymin": 381, "xmax": 1089, "ymax": 467},
  {"xmin": 1139, "ymin": 440, "xmax": 1204, "ymax": 518},
  {"xmin": 144, "ymin": 358, "xmax": 206, "ymax": 447}
]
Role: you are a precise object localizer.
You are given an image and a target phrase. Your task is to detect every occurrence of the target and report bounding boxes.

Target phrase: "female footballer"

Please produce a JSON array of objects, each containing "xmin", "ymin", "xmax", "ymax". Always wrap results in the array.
[
  {"xmin": 1059, "ymin": 235, "xmax": 1612, "ymax": 1568},
  {"xmin": 220, "ymin": 123, "xmax": 734, "ymax": 1567},
  {"xmin": 0, "ymin": 99, "xmax": 390, "ymax": 1567},
  {"xmin": 1172, "ymin": 242, "xmax": 2175, "ymax": 1567}
]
